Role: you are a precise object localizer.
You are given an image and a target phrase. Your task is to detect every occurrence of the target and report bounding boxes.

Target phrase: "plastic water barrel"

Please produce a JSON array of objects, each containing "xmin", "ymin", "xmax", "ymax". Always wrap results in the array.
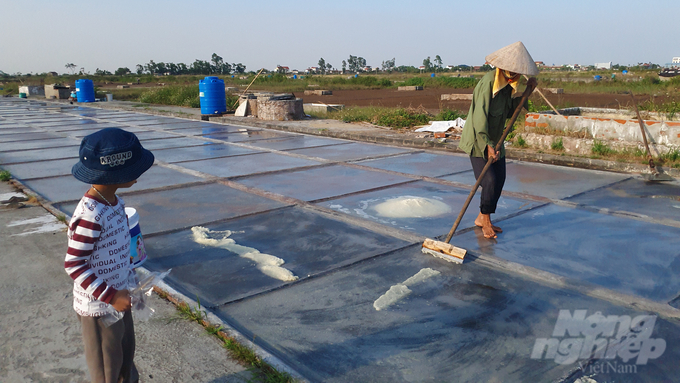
[
  {"xmin": 431, "ymin": 73, "xmax": 436, "ymax": 77},
  {"xmin": 594, "ymin": 75, "xmax": 602, "ymax": 81},
  {"xmin": 75, "ymin": 79, "xmax": 95, "ymax": 102},
  {"xmin": 622, "ymin": 70, "xmax": 628, "ymax": 74},
  {"xmin": 199, "ymin": 76, "xmax": 226, "ymax": 115},
  {"xmin": 293, "ymin": 74, "xmax": 297, "ymax": 79}
]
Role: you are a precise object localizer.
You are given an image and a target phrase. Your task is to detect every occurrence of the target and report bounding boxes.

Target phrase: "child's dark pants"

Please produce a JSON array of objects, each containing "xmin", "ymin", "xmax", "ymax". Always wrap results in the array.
[{"xmin": 78, "ymin": 310, "xmax": 138, "ymax": 383}]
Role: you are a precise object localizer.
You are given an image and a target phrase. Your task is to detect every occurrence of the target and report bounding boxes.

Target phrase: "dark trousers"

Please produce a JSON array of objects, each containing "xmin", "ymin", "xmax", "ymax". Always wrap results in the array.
[
  {"xmin": 469, "ymin": 155, "xmax": 506, "ymax": 215},
  {"xmin": 78, "ymin": 311, "xmax": 138, "ymax": 383}
]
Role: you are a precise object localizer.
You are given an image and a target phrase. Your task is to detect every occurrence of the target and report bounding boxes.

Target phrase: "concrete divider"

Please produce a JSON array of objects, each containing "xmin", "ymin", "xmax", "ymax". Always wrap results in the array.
[
  {"xmin": 525, "ymin": 109, "xmax": 680, "ymax": 150},
  {"xmin": 303, "ymin": 90, "xmax": 332, "ymax": 96},
  {"xmin": 441, "ymin": 94, "xmax": 473, "ymax": 101},
  {"xmin": 303, "ymin": 103, "xmax": 344, "ymax": 115},
  {"xmin": 398, "ymin": 86, "xmax": 423, "ymax": 91}
]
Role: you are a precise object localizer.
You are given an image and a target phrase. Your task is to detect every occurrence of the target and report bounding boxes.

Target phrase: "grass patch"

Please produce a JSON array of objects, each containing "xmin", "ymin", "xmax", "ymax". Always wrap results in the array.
[
  {"xmin": 171, "ymin": 296, "xmax": 295, "ymax": 382},
  {"xmin": 56, "ymin": 214, "xmax": 68, "ymax": 223},
  {"xmin": 327, "ymin": 106, "xmax": 465, "ymax": 129},
  {"xmin": 0, "ymin": 170, "xmax": 11, "ymax": 181},
  {"xmin": 434, "ymin": 108, "xmax": 466, "ymax": 121},
  {"xmin": 329, "ymin": 106, "xmax": 430, "ymax": 129},
  {"xmin": 591, "ymin": 140, "xmax": 617, "ymax": 156},
  {"xmin": 515, "ymin": 135, "xmax": 528, "ymax": 148},
  {"xmin": 139, "ymin": 85, "xmax": 201, "ymax": 108},
  {"xmin": 639, "ymin": 100, "xmax": 680, "ymax": 120},
  {"xmin": 551, "ymin": 137, "xmax": 564, "ymax": 151},
  {"xmin": 1, "ymin": 83, "xmax": 19, "ymax": 96},
  {"xmin": 659, "ymin": 148, "xmax": 680, "ymax": 162},
  {"xmin": 375, "ymin": 108, "xmax": 430, "ymax": 129}
]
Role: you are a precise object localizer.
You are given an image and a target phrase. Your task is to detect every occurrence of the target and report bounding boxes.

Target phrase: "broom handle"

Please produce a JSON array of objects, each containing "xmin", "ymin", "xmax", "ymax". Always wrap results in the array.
[
  {"xmin": 444, "ymin": 82, "xmax": 536, "ymax": 243},
  {"xmin": 523, "ymin": 75, "xmax": 560, "ymax": 116},
  {"xmin": 629, "ymin": 92, "xmax": 655, "ymax": 169}
]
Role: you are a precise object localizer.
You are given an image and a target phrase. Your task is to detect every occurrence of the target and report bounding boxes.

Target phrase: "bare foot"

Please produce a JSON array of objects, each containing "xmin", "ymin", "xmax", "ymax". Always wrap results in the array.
[{"xmin": 475, "ymin": 213, "xmax": 500, "ymax": 239}]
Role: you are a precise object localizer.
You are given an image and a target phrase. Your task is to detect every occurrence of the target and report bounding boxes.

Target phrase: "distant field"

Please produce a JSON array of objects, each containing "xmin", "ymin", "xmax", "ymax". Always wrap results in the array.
[{"xmin": 3, "ymin": 70, "xmax": 678, "ymax": 114}]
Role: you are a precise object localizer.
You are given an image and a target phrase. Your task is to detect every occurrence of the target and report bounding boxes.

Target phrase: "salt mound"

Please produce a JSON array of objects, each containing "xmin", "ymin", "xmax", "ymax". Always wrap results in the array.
[{"xmin": 373, "ymin": 196, "xmax": 451, "ymax": 218}]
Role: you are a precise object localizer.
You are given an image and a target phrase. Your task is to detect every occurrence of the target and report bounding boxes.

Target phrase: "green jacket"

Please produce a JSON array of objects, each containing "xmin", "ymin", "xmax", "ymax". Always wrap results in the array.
[{"xmin": 459, "ymin": 71, "xmax": 524, "ymax": 159}]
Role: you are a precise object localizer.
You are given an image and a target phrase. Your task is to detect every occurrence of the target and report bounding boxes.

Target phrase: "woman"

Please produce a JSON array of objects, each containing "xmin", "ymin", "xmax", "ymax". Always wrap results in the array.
[{"xmin": 459, "ymin": 41, "xmax": 538, "ymax": 239}]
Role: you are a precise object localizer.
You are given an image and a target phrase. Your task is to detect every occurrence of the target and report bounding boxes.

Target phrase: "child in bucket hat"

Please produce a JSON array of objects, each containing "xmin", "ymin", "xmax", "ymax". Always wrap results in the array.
[{"xmin": 65, "ymin": 128, "xmax": 154, "ymax": 383}]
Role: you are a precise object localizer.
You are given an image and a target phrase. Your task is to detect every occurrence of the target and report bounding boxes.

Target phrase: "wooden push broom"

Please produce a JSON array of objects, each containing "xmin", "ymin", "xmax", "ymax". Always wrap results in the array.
[{"xmin": 422, "ymin": 81, "xmax": 537, "ymax": 263}]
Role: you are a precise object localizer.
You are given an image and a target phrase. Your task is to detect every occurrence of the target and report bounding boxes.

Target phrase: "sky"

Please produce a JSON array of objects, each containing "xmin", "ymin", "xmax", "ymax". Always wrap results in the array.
[{"xmin": 1, "ymin": 0, "xmax": 678, "ymax": 75}]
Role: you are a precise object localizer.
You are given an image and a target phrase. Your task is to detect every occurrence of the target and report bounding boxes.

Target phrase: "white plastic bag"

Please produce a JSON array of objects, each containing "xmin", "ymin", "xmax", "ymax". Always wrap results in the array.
[{"xmin": 100, "ymin": 269, "xmax": 171, "ymax": 327}]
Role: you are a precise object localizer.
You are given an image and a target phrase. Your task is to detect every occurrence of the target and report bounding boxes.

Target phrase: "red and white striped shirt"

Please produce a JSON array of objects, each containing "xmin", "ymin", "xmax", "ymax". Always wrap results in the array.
[{"xmin": 65, "ymin": 193, "xmax": 133, "ymax": 316}]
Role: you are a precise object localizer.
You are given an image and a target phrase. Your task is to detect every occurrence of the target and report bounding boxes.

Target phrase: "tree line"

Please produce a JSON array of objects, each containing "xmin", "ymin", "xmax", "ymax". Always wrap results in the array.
[{"xmin": 65, "ymin": 53, "xmax": 246, "ymax": 77}]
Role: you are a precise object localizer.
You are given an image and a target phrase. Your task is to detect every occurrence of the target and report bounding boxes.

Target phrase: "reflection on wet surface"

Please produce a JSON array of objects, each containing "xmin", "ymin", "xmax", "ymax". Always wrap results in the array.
[
  {"xmin": 238, "ymin": 164, "xmax": 414, "ymax": 201},
  {"xmin": 359, "ymin": 152, "xmax": 471, "ymax": 177},
  {"xmin": 175, "ymin": 152, "xmax": 321, "ymax": 178},
  {"xmin": 441, "ymin": 161, "xmax": 630, "ymax": 199}
]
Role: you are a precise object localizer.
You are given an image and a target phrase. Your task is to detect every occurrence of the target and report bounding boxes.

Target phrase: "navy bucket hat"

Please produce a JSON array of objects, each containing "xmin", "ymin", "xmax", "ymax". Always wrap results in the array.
[{"xmin": 72, "ymin": 128, "xmax": 155, "ymax": 185}]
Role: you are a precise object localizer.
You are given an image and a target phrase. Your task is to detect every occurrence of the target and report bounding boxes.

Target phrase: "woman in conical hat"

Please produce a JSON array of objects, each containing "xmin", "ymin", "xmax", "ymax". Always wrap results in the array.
[{"xmin": 458, "ymin": 42, "xmax": 538, "ymax": 239}]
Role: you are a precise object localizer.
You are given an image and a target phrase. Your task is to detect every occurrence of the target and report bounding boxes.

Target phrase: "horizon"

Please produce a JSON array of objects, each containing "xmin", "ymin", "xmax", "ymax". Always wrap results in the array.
[{"xmin": 1, "ymin": 0, "xmax": 678, "ymax": 75}]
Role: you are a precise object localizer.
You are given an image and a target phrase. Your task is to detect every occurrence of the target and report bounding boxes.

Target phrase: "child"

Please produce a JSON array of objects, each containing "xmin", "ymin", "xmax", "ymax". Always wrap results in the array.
[{"xmin": 65, "ymin": 127, "xmax": 154, "ymax": 383}]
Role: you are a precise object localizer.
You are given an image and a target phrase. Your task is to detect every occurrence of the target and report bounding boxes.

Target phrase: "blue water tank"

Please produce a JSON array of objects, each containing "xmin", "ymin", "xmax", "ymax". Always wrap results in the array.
[
  {"xmin": 199, "ymin": 76, "xmax": 226, "ymax": 115},
  {"xmin": 431, "ymin": 73, "xmax": 435, "ymax": 77},
  {"xmin": 75, "ymin": 79, "xmax": 95, "ymax": 103},
  {"xmin": 622, "ymin": 70, "xmax": 628, "ymax": 74},
  {"xmin": 594, "ymin": 75, "xmax": 602, "ymax": 81},
  {"xmin": 293, "ymin": 74, "xmax": 297, "ymax": 79}
]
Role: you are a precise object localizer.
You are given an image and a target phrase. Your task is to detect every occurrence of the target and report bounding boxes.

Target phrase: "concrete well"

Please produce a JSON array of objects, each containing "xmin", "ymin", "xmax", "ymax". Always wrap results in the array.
[{"xmin": 258, "ymin": 98, "xmax": 304, "ymax": 121}]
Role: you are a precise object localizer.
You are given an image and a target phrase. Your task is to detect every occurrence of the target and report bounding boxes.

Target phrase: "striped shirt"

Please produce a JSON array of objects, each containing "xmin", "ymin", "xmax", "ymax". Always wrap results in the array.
[{"xmin": 65, "ymin": 193, "xmax": 133, "ymax": 316}]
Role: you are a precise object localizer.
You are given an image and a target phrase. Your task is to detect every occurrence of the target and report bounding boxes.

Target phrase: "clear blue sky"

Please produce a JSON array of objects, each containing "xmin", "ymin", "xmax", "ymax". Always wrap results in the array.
[{"xmin": 1, "ymin": 0, "xmax": 677, "ymax": 74}]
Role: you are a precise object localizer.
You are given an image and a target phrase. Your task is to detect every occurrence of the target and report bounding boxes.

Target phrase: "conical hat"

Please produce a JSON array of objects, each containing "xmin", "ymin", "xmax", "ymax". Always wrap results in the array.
[{"xmin": 485, "ymin": 41, "xmax": 539, "ymax": 76}]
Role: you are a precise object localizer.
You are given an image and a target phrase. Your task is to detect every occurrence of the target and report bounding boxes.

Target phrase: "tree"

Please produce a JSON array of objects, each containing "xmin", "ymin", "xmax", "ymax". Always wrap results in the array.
[
  {"xmin": 422, "ymin": 57, "xmax": 432, "ymax": 71},
  {"xmin": 211, "ymin": 53, "xmax": 231, "ymax": 74},
  {"xmin": 135, "ymin": 64, "xmax": 144, "ymax": 75},
  {"xmin": 233, "ymin": 63, "xmax": 246, "ymax": 74},
  {"xmin": 65, "ymin": 63, "xmax": 77, "ymax": 74},
  {"xmin": 115, "ymin": 67, "xmax": 131, "ymax": 76},
  {"xmin": 317, "ymin": 58, "xmax": 326, "ymax": 74},
  {"xmin": 144, "ymin": 60, "xmax": 157, "ymax": 75},
  {"xmin": 347, "ymin": 55, "xmax": 366, "ymax": 72},
  {"xmin": 381, "ymin": 58, "xmax": 396, "ymax": 72},
  {"xmin": 434, "ymin": 55, "xmax": 443, "ymax": 71},
  {"xmin": 94, "ymin": 68, "xmax": 112, "ymax": 76},
  {"xmin": 326, "ymin": 63, "xmax": 332, "ymax": 73},
  {"xmin": 341, "ymin": 60, "xmax": 347, "ymax": 73}
]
